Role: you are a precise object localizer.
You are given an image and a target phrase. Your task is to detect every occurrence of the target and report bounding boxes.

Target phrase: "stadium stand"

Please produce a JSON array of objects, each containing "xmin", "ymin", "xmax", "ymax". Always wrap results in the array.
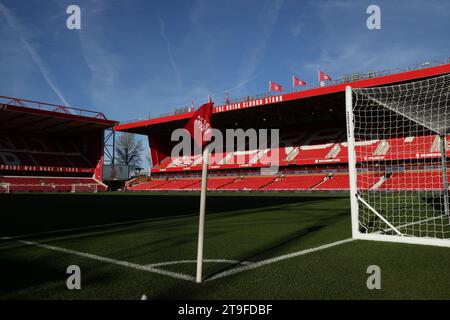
[
  {"xmin": 0, "ymin": 96, "xmax": 116, "ymax": 193},
  {"xmin": 128, "ymin": 179, "xmax": 172, "ymax": 190},
  {"xmin": 315, "ymin": 174, "xmax": 349, "ymax": 190},
  {"xmin": 114, "ymin": 60, "xmax": 450, "ymax": 192},
  {"xmin": 185, "ymin": 177, "xmax": 239, "ymax": 190},
  {"xmin": 126, "ymin": 169, "xmax": 447, "ymax": 192},
  {"xmin": 156, "ymin": 178, "xmax": 201, "ymax": 190}
]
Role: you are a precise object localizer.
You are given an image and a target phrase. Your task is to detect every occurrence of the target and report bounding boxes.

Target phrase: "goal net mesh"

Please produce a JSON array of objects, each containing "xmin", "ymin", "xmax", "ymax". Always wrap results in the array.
[{"xmin": 352, "ymin": 74, "xmax": 450, "ymax": 239}]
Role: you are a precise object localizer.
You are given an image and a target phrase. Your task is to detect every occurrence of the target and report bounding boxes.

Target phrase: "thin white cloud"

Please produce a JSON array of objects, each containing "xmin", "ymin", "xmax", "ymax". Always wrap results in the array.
[
  {"xmin": 158, "ymin": 16, "xmax": 183, "ymax": 87},
  {"xmin": 236, "ymin": 0, "xmax": 284, "ymax": 93},
  {"xmin": 0, "ymin": 1, "xmax": 72, "ymax": 108},
  {"xmin": 290, "ymin": 21, "xmax": 302, "ymax": 38},
  {"xmin": 74, "ymin": 0, "xmax": 120, "ymax": 109},
  {"xmin": 188, "ymin": 0, "xmax": 207, "ymax": 29},
  {"xmin": 20, "ymin": 39, "xmax": 72, "ymax": 108},
  {"xmin": 78, "ymin": 33, "xmax": 119, "ymax": 99}
]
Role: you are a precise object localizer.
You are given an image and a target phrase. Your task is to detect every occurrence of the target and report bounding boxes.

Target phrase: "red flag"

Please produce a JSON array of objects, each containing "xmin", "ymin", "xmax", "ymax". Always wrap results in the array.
[
  {"xmin": 269, "ymin": 81, "xmax": 283, "ymax": 92},
  {"xmin": 319, "ymin": 71, "xmax": 332, "ymax": 81},
  {"xmin": 208, "ymin": 95, "xmax": 213, "ymax": 103},
  {"xmin": 293, "ymin": 76, "xmax": 307, "ymax": 87},
  {"xmin": 184, "ymin": 102, "xmax": 214, "ymax": 148},
  {"xmin": 225, "ymin": 92, "xmax": 231, "ymax": 105}
]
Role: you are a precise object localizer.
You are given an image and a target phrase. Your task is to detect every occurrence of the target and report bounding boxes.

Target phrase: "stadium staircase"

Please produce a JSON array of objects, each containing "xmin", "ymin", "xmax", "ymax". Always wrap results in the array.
[
  {"xmin": 261, "ymin": 174, "xmax": 325, "ymax": 191},
  {"xmin": 151, "ymin": 178, "xmax": 200, "ymax": 191},
  {"xmin": 185, "ymin": 177, "xmax": 240, "ymax": 190},
  {"xmin": 220, "ymin": 176, "xmax": 276, "ymax": 190},
  {"xmin": 370, "ymin": 175, "xmax": 387, "ymax": 190},
  {"xmin": 315, "ymin": 174, "xmax": 349, "ymax": 190},
  {"xmin": 125, "ymin": 176, "xmax": 150, "ymax": 188},
  {"xmin": 125, "ymin": 179, "xmax": 171, "ymax": 190}
]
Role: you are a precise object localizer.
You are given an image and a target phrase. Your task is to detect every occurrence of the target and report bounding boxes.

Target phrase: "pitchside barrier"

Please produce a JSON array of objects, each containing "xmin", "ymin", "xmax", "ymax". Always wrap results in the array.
[
  {"xmin": 71, "ymin": 184, "xmax": 98, "ymax": 193},
  {"xmin": 102, "ymin": 165, "xmax": 130, "ymax": 182},
  {"xmin": 345, "ymin": 74, "xmax": 450, "ymax": 247},
  {"xmin": 0, "ymin": 183, "xmax": 97, "ymax": 193}
]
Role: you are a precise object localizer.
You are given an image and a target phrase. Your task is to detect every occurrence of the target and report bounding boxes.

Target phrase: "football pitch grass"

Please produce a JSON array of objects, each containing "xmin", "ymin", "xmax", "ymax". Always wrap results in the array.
[{"xmin": 1, "ymin": 192, "xmax": 450, "ymax": 300}]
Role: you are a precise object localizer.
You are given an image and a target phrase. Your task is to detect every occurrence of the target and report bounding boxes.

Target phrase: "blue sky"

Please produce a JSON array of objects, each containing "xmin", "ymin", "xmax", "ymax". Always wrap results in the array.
[
  {"xmin": 1, "ymin": 0, "xmax": 448, "ymax": 170},
  {"xmin": 1, "ymin": 0, "xmax": 449, "ymax": 124}
]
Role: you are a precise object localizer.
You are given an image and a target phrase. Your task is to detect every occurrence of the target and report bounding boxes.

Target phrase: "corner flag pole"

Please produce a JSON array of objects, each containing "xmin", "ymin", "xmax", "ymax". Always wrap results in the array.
[
  {"xmin": 196, "ymin": 143, "xmax": 211, "ymax": 283},
  {"xmin": 187, "ymin": 101, "xmax": 213, "ymax": 284}
]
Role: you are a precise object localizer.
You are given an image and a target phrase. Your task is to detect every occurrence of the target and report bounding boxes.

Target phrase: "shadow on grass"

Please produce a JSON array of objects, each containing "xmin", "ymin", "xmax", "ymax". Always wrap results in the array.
[
  {"xmin": 0, "ymin": 194, "xmax": 344, "ymax": 236},
  {"xmin": 204, "ymin": 209, "xmax": 349, "ymax": 281},
  {"xmin": 0, "ymin": 254, "xmax": 63, "ymax": 297},
  {"xmin": 0, "ymin": 250, "xmax": 121, "ymax": 299}
]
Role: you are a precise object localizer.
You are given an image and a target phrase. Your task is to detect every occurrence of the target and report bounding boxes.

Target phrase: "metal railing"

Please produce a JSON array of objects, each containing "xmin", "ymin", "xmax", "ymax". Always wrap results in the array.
[{"xmin": 0, "ymin": 95, "xmax": 108, "ymax": 120}]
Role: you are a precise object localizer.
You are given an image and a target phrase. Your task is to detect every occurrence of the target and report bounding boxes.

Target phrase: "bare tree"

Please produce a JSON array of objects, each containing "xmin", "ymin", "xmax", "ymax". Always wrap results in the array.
[{"xmin": 115, "ymin": 133, "xmax": 144, "ymax": 169}]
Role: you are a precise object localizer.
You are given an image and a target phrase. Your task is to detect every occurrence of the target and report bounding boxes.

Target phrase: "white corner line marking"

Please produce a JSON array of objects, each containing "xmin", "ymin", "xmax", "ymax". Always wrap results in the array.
[
  {"xmin": 147, "ymin": 259, "xmax": 254, "ymax": 268},
  {"xmin": 207, "ymin": 238, "xmax": 355, "ymax": 281},
  {"xmin": 2, "ymin": 236, "xmax": 354, "ymax": 283},
  {"xmin": 1, "ymin": 237, "xmax": 195, "ymax": 282}
]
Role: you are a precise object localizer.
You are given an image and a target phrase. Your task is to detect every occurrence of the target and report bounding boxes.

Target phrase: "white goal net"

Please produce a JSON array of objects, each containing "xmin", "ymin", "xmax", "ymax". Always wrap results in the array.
[{"xmin": 346, "ymin": 74, "xmax": 450, "ymax": 247}]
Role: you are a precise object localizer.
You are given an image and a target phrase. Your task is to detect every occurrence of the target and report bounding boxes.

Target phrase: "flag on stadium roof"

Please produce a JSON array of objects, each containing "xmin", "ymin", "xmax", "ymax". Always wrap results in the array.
[
  {"xmin": 225, "ymin": 91, "xmax": 231, "ymax": 105},
  {"xmin": 293, "ymin": 76, "xmax": 307, "ymax": 87},
  {"xmin": 269, "ymin": 81, "xmax": 283, "ymax": 92},
  {"xmin": 208, "ymin": 95, "xmax": 213, "ymax": 103},
  {"xmin": 318, "ymin": 70, "xmax": 332, "ymax": 81},
  {"xmin": 184, "ymin": 101, "xmax": 214, "ymax": 148}
]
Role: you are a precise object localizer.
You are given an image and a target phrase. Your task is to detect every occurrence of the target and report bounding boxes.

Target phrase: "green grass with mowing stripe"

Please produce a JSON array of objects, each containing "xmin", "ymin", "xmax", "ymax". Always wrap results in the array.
[{"xmin": 1, "ymin": 192, "xmax": 450, "ymax": 299}]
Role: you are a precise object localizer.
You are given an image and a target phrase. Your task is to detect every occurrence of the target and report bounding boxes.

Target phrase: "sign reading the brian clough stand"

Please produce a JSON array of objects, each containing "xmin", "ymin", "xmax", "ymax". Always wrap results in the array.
[{"xmin": 214, "ymin": 95, "xmax": 283, "ymax": 113}]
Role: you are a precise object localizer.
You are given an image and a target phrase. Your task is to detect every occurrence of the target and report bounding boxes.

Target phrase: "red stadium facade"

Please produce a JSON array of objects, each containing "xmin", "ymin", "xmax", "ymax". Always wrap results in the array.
[
  {"xmin": 115, "ymin": 60, "xmax": 450, "ymax": 192},
  {"xmin": 0, "ymin": 96, "xmax": 117, "ymax": 193}
]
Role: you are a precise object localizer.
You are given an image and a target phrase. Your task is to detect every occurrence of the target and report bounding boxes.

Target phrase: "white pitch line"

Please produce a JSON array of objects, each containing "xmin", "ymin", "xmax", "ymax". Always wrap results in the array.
[
  {"xmin": 207, "ymin": 214, "xmax": 449, "ymax": 281},
  {"xmin": 147, "ymin": 259, "xmax": 254, "ymax": 268},
  {"xmin": 1, "ymin": 237, "xmax": 195, "ymax": 282},
  {"xmin": 8, "ymin": 214, "xmax": 445, "ymax": 284},
  {"xmin": 207, "ymin": 238, "xmax": 355, "ymax": 281}
]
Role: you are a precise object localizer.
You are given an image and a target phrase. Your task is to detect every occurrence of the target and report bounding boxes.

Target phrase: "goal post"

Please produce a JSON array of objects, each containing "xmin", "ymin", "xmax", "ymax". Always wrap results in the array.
[
  {"xmin": 346, "ymin": 86, "xmax": 360, "ymax": 238},
  {"xmin": 345, "ymin": 73, "xmax": 450, "ymax": 247}
]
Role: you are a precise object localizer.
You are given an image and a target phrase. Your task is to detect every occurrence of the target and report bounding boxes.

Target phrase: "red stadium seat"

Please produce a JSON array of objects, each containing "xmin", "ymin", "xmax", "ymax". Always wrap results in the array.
[
  {"xmin": 220, "ymin": 176, "xmax": 277, "ymax": 190},
  {"xmin": 262, "ymin": 174, "xmax": 325, "ymax": 190}
]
